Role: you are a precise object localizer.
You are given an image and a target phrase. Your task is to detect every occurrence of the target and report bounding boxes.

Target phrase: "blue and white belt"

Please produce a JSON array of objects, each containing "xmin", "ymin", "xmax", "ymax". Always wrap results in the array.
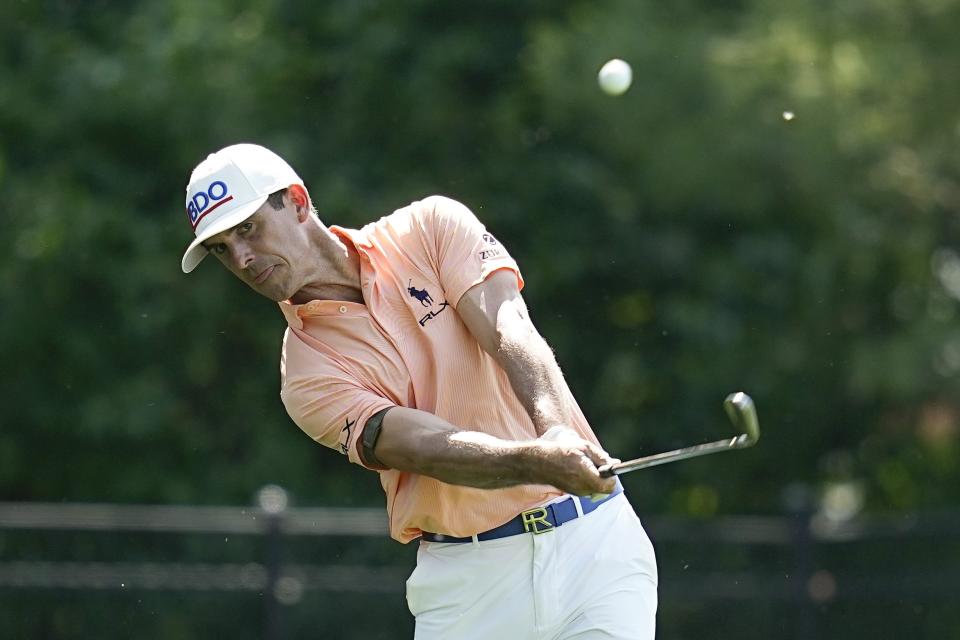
[{"xmin": 421, "ymin": 481, "xmax": 623, "ymax": 544}]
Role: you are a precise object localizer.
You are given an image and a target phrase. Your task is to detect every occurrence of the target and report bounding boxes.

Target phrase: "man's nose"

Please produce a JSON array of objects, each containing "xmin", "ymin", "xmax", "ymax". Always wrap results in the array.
[{"xmin": 231, "ymin": 242, "xmax": 256, "ymax": 271}]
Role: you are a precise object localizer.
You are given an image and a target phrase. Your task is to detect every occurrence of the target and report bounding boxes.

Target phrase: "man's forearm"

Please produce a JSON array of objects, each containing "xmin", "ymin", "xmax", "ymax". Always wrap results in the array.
[
  {"xmin": 454, "ymin": 270, "xmax": 573, "ymax": 436},
  {"xmin": 375, "ymin": 407, "xmax": 552, "ymax": 488},
  {"xmin": 374, "ymin": 406, "xmax": 616, "ymax": 496},
  {"xmin": 421, "ymin": 431, "xmax": 546, "ymax": 489},
  {"xmin": 496, "ymin": 325, "xmax": 571, "ymax": 436}
]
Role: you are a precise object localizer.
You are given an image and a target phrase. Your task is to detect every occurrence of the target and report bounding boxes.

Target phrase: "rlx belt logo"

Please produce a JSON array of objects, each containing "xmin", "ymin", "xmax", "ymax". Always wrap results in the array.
[{"xmin": 186, "ymin": 180, "xmax": 234, "ymax": 229}]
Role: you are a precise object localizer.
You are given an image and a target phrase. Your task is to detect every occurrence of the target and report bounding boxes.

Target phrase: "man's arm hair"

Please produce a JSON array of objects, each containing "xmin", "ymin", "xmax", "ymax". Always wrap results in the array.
[
  {"xmin": 372, "ymin": 406, "xmax": 615, "ymax": 496},
  {"xmin": 456, "ymin": 269, "xmax": 570, "ymax": 436}
]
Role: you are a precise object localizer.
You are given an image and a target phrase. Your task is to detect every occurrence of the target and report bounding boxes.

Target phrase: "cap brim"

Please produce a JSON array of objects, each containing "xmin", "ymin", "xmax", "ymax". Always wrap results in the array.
[{"xmin": 181, "ymin": 195, "xmax": 268, "ymax": 273}]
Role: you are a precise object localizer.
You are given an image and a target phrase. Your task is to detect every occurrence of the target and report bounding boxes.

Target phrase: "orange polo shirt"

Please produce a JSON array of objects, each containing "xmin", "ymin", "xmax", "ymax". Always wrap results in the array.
[{"xmin": 278, "ymin": 195, "xmax": 602, "ymax": 543}]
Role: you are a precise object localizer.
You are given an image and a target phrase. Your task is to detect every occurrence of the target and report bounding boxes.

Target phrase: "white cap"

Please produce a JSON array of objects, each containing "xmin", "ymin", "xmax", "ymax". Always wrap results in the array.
[{"xmin": 181, "ymin": 143, "xmax": 303, "ymax": 273}]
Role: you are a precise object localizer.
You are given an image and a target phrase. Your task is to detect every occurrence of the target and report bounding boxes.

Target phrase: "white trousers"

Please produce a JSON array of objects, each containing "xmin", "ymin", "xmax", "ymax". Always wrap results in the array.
[{"xmin": 406, "ymin": 493, "xmax": 658, "ymax": 639}]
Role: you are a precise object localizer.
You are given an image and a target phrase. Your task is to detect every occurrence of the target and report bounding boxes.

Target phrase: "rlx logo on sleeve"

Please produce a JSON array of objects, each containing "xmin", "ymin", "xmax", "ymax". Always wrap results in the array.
[{"xmin": 186, "ymin": 180, "xmax": 233, "ymax": 229}]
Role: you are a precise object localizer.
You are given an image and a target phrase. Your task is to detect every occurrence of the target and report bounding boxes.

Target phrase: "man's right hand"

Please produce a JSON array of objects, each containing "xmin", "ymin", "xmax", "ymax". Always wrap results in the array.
[{"xmin": 531, "ymin": 427, "xmax": 620, "ymax": 497}]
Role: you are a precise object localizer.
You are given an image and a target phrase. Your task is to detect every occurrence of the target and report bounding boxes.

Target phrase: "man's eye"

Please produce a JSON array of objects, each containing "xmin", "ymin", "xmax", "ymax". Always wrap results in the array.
[
  {"xmin": 239, "ymin": 222, "xmax": 253, "ymax": 234},
  {"xmin": 211, "ymin": 244, "xmax": 226, "ymax": 255}
]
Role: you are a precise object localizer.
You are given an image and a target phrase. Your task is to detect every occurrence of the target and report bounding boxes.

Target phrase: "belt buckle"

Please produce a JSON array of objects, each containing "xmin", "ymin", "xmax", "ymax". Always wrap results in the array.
[{"xmin": 521, "ymin": 506, "xmax": 554, "ymax": 534}]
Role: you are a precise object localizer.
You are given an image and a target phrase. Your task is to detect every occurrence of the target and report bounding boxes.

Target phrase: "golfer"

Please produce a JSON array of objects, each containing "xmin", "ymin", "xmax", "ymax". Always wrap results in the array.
[{"xmin": 180, "ymin": 143, "xmax": 658, "ymax": 639}]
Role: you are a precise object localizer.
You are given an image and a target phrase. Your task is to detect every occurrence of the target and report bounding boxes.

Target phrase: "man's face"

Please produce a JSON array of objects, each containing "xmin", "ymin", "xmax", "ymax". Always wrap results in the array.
[{"xmin": 202, "ymin": 196, "xmax": 309, "ymax": 301}]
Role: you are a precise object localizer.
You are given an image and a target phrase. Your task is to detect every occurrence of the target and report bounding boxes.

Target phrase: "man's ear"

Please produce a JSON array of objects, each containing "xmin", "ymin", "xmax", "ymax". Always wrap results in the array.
[{"xmin": 288, "ymin": 184, "xmax": 312, "ymax": 222}]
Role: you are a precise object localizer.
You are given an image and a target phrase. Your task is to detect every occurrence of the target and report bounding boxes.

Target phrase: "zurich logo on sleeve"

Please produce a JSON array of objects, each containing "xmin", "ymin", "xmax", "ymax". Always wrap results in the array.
[{"xmin": 186, "ymin": 180, "xmax": 233, "ymax": 230}]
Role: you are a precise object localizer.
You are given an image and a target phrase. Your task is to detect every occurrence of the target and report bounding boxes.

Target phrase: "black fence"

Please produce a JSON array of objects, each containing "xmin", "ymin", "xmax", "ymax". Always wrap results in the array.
[{"xmin": 1, "ymin": 487, "xmax": 958, "ymax": 639}]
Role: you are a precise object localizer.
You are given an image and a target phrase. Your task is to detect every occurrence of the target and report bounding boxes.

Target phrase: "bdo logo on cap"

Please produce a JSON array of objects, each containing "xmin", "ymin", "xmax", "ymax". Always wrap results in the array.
[{"xmin": 186, "ymin": 180, "xmax": 233, "ymax": 230}]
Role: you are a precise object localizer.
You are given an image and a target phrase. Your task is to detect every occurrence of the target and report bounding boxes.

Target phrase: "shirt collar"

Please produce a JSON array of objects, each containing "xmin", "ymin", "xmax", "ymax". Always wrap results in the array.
[
  {"xmin": 276, "ymin": 225, "xmax": 370, "ymax": 329},
  {"xmin": 278, "ymin": 300, "xmax": 303, "ymax": 329},
  {"xmin": 330, "ymin": 224, "xmax": 372, "ymax": 249}
]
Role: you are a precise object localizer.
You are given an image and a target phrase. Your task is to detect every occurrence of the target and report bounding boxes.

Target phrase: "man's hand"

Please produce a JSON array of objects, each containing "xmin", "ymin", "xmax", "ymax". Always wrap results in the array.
[{"xmin": 533, "ymin": 426, "xmax": 620, "ymax": 497}]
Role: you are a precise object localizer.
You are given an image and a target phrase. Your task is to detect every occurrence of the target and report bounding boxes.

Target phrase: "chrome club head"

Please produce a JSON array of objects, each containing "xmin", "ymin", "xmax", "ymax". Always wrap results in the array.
[
  {"xmin": 600, "ymin": 391, "xmax": 763, "ymax": 477},
  {"xmin": 724, "ymin": 392, "xmax": 760, "ymax": 447}
]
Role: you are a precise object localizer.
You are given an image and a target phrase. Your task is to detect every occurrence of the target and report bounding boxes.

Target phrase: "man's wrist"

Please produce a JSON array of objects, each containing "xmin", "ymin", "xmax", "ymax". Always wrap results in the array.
[
  {"xmin": 532, "ymin": 404, "xmax": 570, "ymax": 437},
  {"xmin": 505, "ymin": 441, "xmax": 552, "ymax": 485},
  {"xmin": 539, "ymin": 425, "xmax": 579, "ymax": 443}
]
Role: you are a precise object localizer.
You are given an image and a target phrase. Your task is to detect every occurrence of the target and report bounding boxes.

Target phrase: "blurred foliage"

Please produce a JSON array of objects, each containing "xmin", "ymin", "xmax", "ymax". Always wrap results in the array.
[{"xmin": 1, "ymin": 0, "xmax": 960, "ymax": 637}]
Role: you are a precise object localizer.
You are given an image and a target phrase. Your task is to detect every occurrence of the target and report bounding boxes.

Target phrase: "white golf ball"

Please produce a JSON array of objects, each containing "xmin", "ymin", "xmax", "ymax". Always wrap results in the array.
[{"xmin": 598, "ymin": 58, "xmax": 632, "ymax": 96}]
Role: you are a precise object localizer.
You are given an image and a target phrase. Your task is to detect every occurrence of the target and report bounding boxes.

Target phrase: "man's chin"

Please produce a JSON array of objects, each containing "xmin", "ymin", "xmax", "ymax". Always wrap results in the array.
[
  {"xmin": 245, "ymin": 266, "xmax": 295, "ymax": 301},
  {"xmin": 247, "ymin": 279, "xmax": 291, "ymax": 302}
]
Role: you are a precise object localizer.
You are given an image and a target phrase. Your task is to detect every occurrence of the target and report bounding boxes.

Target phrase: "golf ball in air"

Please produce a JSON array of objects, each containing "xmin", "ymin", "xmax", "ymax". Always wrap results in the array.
[{"xmin": 598, "ymin": 59, "xmax": 632, "ymax": 96}]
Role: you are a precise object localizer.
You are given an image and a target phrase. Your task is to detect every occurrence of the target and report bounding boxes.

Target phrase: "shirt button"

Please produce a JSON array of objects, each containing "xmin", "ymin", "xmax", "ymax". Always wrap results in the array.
[{"xmin": 339, "ymin": 305, "xmax": 347, "ymax": 314}]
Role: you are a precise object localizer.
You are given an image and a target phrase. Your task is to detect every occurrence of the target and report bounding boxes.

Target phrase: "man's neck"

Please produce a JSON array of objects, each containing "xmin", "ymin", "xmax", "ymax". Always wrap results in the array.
[{"xmin": 289, "ymin": 227, "xmax": 364, "ymax": 305}]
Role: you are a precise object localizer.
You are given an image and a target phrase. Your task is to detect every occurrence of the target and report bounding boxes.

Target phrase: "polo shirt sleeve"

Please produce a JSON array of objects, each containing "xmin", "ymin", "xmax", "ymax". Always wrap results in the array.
[
  {"xmin": 419, "ymin": 195, "xmax": 525, "ymax": 307},
  {"xmin": 280, "ymin": 336, "xmax": 395, "ymax": 471}
]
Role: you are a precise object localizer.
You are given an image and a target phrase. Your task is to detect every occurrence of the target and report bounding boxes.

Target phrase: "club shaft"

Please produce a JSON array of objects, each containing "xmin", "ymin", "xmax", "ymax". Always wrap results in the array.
[{"xmin": 601, "ymin": 436, "xmax": 742, "ymax": 477}]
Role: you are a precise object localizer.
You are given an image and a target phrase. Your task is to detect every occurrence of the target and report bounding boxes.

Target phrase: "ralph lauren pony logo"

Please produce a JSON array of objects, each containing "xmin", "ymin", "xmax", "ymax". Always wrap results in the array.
[
  {"xmin": 407, "ymin": 279, "xmax": 449, "ymax": 326},
  {"xmin": 407, "ymin": 280, "xmax": 434, "ymax": 307}
]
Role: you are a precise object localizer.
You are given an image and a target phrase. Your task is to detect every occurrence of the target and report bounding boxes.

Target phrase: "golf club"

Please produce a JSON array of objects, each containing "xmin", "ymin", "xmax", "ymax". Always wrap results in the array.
[{"xmin": 598, "ymin": 392, "xmax": 760, "ymax": 477}]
